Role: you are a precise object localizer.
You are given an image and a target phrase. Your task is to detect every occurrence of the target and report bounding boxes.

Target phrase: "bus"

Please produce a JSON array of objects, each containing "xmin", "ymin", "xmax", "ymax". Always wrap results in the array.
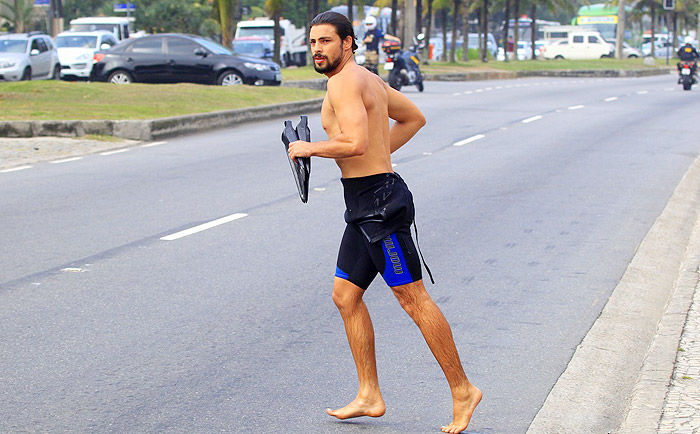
[{"xmin": 572, "ymin": 3, "xmax": 621, "ymax": 41}]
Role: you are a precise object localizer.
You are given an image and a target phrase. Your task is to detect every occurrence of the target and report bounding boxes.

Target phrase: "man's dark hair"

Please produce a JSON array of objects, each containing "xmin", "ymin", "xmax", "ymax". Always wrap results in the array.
[{"xmin": 310, "ymin": 11, "xmax": 358, "ymax": 52}]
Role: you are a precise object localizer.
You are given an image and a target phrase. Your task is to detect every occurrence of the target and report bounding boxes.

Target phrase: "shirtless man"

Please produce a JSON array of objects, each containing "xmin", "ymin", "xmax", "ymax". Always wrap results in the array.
[{"xmin": 287, "ymin": 11, "xmax": 481, "ymax": 434}]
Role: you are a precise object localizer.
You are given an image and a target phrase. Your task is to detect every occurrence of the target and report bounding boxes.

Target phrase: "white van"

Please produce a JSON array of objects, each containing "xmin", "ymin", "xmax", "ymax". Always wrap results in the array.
[
  {"xmin": 540, "ymin": 31, "xmax": 612, "ymax": 60},
  {"xmin": 235, "ymin": 19, "xmax": 307, "ymax": 67},
  {"xmin": 69, "ymin": 17, "xmax": 131, "ymax": 41}
]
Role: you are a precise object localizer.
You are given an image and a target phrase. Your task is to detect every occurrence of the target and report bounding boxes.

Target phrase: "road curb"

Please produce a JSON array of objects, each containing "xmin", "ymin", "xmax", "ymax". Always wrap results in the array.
[
  {"xmin": 0, "ymin": 98, "xmax": 324, "ymax": 141},
  {"xmin": 526, "ymin": 153, "xmax": 700, "ymax": 434}
]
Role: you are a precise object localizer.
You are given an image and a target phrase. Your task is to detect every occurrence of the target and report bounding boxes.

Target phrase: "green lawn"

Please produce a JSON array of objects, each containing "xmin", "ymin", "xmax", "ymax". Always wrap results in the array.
[
  {"xmin": 280, "ymin": 57, "xmax": 671, "ymax": 81},
  {"xmin": 0, "ymin": 81, "xmax": 324, "ymax": 121}
]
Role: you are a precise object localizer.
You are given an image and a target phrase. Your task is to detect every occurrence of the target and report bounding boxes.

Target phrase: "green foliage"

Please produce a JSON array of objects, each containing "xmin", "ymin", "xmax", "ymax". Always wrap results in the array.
[
  {"xmin": 134, "ymin": 0, "xmax": 213, "ymax": 34},
  {"xmin": 61, "ymin": 0, "xmax": 114, "ymax": 22}
]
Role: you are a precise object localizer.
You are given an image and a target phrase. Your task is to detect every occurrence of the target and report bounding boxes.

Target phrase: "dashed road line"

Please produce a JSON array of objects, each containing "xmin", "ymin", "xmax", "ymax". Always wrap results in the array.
[
  {"xmin": 568, "ymin": 105, "xmax": 585, "ymax": 110},
  {"xmin": 0, "ymin": 165, "xmax": 33, "ymax": 173},
  {"xmin": 50, "ymin": 157, "xmax": 83, "ymax": 164},
  {"xmin": 160, "ymin": 213, "xmax": 248, "ymax": 241},
  {"xmin": 100, "ymin": 149, "xmax": 129, "ymax": 156},
  {"xmin": 453, "ymin": 134, "xmax": 486, "ymax": 147},
  {"xmin": 637, "ymin": 90, "xmax": 649, "ymax": 95},
  {"xmin": 522, "ymin": 115, "xmax": 543, "ymax": 124},
  {"xmin": 604, "ymin": 97, "xmax": 618, "ymax": 102}
]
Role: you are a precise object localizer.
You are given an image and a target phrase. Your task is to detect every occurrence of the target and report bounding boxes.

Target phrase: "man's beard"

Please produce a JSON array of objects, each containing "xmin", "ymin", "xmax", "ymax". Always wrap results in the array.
[{"xmin": 313, "ymin": 53, "xmax": 342, "ymax": 74}]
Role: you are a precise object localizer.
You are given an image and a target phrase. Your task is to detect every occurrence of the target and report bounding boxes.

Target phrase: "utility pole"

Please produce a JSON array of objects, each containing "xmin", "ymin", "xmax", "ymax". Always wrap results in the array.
[{"xmin": 614, "ymin": 0, "xmax": 625, "ymax": 59}]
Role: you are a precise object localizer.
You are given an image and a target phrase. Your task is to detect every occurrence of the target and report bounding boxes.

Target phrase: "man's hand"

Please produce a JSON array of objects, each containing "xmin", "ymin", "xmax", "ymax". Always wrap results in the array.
[{"xmin": 288, "ymin": 140, "xmax": 312, "ymax": 163}]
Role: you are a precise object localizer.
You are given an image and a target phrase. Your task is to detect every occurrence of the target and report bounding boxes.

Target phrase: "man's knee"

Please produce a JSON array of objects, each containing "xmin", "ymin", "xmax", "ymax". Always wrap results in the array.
[
  {"xmin": 390, "ymin": 280, "xmax": 429, "ymax": 314},
  {"xmin": 332, "ymin": 278, "xmax": 364, "ymax": 311}
]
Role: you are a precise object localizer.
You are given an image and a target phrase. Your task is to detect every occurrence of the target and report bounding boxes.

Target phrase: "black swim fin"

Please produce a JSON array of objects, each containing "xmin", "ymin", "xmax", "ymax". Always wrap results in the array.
[{"xmin": 282, "ymin": 118, "xmax": 310, "ymax": 203}]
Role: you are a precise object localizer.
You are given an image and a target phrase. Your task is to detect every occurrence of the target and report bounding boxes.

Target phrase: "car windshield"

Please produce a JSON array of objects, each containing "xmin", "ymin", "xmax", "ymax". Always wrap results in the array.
[
  {"xmin": 0, "ymin": 39, "xmax": 28, "ymax": 53},
  {"xmin": 192, "ymin": 37, "xmax": 232, "ymax": 55},
  {"xmin": 237, "ymin": 28, "xmax": 274, "ymax": 40},
  {"xmin": 56, "ymin": 35, "xmax": 98, "ymax": 49},
  {"xmin": 232, "ymin": 41, "xmax": 266, "ymax": 57}
]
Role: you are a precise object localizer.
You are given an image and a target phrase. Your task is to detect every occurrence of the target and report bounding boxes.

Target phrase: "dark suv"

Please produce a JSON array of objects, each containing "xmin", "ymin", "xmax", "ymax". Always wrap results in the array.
[{"xmin": 90, "ymin": 33, "xmax": 281, "ymax": 86}]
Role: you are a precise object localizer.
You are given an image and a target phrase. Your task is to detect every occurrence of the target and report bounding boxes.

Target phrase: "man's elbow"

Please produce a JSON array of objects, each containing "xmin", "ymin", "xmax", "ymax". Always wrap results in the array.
[
  {"xmin": 351, "ymin": 141, "xmax": 368, "ymax": 157},
  {"xmin": 416, "ymin": 113, "xmax": 426, "ymax": 128}
]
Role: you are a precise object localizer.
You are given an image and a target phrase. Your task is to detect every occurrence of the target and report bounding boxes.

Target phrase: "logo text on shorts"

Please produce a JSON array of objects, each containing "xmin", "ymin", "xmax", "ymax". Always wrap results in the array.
[{"xmin": 383, "ymin": 237, "xmax": 404, "ymax": 275}]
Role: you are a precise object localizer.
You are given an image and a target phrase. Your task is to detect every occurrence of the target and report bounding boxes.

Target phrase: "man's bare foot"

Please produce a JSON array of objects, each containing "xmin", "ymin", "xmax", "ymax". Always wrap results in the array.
[
  {"xmin": 440, "ymin": 384, "xmax": 482, "ymax": 433},
  {"xmin": 326, "ymin": 396, "xmax": 386, "ymax": 420}
]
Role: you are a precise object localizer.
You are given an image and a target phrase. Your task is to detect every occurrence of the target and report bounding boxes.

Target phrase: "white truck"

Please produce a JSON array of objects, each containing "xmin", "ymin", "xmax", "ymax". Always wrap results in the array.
[
  {"xmin": 69, "ymin": 17, "xmax": 132, "ymax": 41},
  {"xmin": 539, "ymin": 30, "xmax": 612, "ymax": 60},
  {"xmin": 235, "ymin": 19, "xmax": 307, "ymax": 67}
]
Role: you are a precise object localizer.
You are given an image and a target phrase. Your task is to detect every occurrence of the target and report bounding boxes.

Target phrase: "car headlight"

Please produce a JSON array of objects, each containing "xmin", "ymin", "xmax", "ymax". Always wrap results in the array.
[
  {"xmin": 244, "ymin": 62, "xmax": 271, "ymax": 71},
  {"xmin": 0, "ymin": 60, "xmax": 16, "ymax": 68}
]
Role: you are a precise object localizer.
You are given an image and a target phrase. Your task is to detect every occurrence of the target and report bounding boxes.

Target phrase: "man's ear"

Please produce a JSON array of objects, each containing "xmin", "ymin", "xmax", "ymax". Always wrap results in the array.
[{"xmin": 343, "ymin": 35, "xmax": 353, "ymax": 50}]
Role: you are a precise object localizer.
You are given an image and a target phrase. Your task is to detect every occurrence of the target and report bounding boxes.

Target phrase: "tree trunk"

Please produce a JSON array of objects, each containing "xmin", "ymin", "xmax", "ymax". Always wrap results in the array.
[
  {"xmin": 450, "ymin": 0, "xmax": 460, "ymax": 62},
  {"xmin": 530, "ymin": 3, "xmax": 536, "ymax": 60},
  {"xmin": 650, "ymin": 1, "xmax": 656, "ymax": 58},
  {"xmin": 219, "ymin": 0, "xmax": 233, "ymax": 48},
  {"xmin": 417, "ymin": 0, "xmax": 423, "ymax": 33},
  {"xmin": 513, "ymin": 0, "xmax": 519, "ymax": 61},
  {"xmin": 426, "ymin": 0, "xmax": 434, "ymax": 61},
  {"xmin": 615, "ymin": 0, "xmax": 626, "ymax": 59},
  {"xmin": 481, "ymin": 0, "xmax": 488, "ymax": 62},
  {"xmin": 503, "ymin": 0, "xmax": 510, "ymax": 61},
  {"xmin": 348, "ymin": 0, "xmax": 353, "ymax": 27},
  {"xmin": 462, "ymin": 1, "xmax": 469, "ymax": 61},
  {"xmin": 392, "ymin": 0, "xmax": 398, "ymax": 35},
  {"xmin": 442, "ymin": 8, "xmax": 448, "ymax": 61},
  {"xmin": 405, "ymin": 0, "xmax": 416, "ymax": 48},
  {"xmin": 273, "ymin": 8, "xmax": 282, "ymax": 66}
]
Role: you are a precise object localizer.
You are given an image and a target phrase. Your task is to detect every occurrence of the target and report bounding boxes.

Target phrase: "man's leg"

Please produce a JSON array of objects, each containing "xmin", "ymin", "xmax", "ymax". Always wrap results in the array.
[
  {"xmin": 391, "ymin": 280, "xmax": 482, "ymax": 434},
  {"xmin": 326, "ymin": 277, "xmax": 386, "ymax": 419}
]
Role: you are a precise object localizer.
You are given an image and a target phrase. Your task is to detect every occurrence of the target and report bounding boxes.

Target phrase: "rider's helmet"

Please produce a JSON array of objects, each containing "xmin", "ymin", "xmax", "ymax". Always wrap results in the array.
[
  {"xmin": 685, "ymin": 36, "xmax": 694, "ymax": 45},
  {"xmin": 364, "ymin": 16, "xmax": 377, "ymax": 31}
]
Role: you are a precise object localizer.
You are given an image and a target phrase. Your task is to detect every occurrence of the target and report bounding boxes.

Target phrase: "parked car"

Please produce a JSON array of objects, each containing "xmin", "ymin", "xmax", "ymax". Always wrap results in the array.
[
  {"xmin": 232, "ymin": 36, "xmax": 274, "ymax": 60},
  {"xmin": 0, "ymin": 31, "xmax": 61, "ymax": 81},
  {"xmin": 430, "ymin": 33, "xmax": 498, "ymax": 60},
  {"xmin": 539, "ymin": 31, "xmax": 612, "ymax": 59},
  {"xmin": 90, "ymin": 33, "xmax": 282, "ymax": 86},
  {"xmin": 55, "ymin": 31, "xmax": 118, "ymax": 80},
  {"xmin": 497, "ymin": 40, "xmax": 543, "ymax": 61},
  {"xmin": 641, "ymin": 40, "xmax": 678, "ymax": 58},
  {"xmin": 606, "ymin": 39, "xmax": 643, "ymax": 58}
]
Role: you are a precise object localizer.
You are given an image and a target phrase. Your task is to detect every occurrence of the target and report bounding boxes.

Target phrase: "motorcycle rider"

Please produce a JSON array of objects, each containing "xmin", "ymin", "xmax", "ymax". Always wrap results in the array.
[
  {"xmin": 677, "ymin": 36, "xmax": 699, "ymax": 83},
  {"xmin": 362, "ymin": 15, "xmax": 399, "ymax": 74}
]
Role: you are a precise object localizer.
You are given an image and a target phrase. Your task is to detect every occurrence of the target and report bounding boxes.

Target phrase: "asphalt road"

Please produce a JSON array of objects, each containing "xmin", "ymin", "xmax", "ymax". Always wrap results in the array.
[{"xmin": 1, "ymin": 74, "xmax": 699, "ymax": 434}]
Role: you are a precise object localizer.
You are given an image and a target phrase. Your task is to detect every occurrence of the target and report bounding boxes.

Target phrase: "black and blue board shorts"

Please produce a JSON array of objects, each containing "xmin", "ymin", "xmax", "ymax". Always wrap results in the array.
[{"xmin": 335, "ymin": 172, "xmax": 423, "ymax": 289}]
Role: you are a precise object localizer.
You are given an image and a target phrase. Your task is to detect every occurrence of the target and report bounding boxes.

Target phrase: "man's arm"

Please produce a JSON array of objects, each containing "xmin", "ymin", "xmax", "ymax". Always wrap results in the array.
[
  {"xmin": 288, "ymin": 76, "xmax": 369, "ymax": 160},
  {"xmin": 386, "ymin": 83, "xmax": 426, "ymax": 154}
]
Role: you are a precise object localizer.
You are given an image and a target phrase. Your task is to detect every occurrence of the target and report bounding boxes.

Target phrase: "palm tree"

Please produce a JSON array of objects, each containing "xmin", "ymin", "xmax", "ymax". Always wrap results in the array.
[
  {"xmin": 265, "ymin": 0, "xmax": 283, "ymax": 65},
  {"xmin": 450, "ymin": 0, "xmax": 461, "ymax": 62},
  {"xmin": 0, "ymin": 0, "xmax": 35, "ymax": 33},
  {"xmin": 217, "ymin": 0, "xmax": 239, "ymax": 48}
]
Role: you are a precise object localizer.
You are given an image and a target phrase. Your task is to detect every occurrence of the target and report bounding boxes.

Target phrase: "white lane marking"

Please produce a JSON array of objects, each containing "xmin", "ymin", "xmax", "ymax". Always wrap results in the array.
[
  {"xmin": 452, "ymin": 92, "xmax": 462, "ymax": 96},
  {"xmin": 50, "ymin": 157, "xmax": 83, "ymax": 164},
  {"xmin": 637, "ymin": 90, "xmax": 648, "ymax": 94},
  {"xmin": 485, "ymin": 87, "xmax": 493, "ymax": 91},
  {"xmin": 314, "ymin": 187, "xmax": 326, "ymax": 192},
  {"xmin": 568, "ymin": 105, "xmax": 584, "ymax": 110},
  {"xmin": 604, "ymin": 97, "xmax": 618, "ymax": 102},
  {"xmin": 100, "ymin": 149, "xmax": 129, "ymax": 156},
  {"xmin": 160, "ymin": 213, "xmax": 248, "ymax": 241},
  {"xmin": 422, "ymin": 152, "xmax": 432, "ymax": 155},
  {"xmin": 142, "ymin": 141, "xmax": 166, "ymax": 148},
  {"xmin": 495, "ymin": 86, "xmax": 503, "ymax": 89},
  {"xmin": 475, "ymin": 89, "xmax": 484, "ymax": 93},
  {"xmin": 1, "ymin": 165, "xmax": 33, "ymax": 173},
  {"xmin": 391, "ymin": 163, "xmax": 397, "ymax": 167},
  {"xmin": 453, "ymin": 134, "xmax": 486, "ymax": 147},
  {"xmin": 522, "ymin": 115, "xmax": 543, "ymax": 124},
  {"xmin": 464, "ymin": 91, "xmax": 473, "ymax": 95}
]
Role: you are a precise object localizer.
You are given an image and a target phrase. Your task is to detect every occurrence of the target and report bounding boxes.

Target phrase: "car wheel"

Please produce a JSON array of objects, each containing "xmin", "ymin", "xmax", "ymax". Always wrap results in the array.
[
  {"xmin": 600, "ymin": 54, "xmax": 611, "ymax": 59},
  {"xmin": 628, "ymin": 54, "xmax": 638, "ymax": 58},
  {"xmin": 554, "ymin": 55, "xmax": 564, "ymax": 60},
  {"xmin": 21, "ymin": 67, "xmax": 31, "ymax": 81},
  {"xmin": 108, "ymin": 70, "xmax": 133, "ymax": 84},
  {"xmin": 218, "ymin": 71, "xmax": 244, "ymax": 86},
  {"xmin": 52, "ymin": 64, "xmax": 61, "ymax": 80}
]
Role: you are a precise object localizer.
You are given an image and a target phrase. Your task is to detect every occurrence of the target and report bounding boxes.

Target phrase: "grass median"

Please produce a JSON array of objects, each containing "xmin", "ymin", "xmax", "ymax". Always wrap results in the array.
[
  {"xmin": 0, "ymin": 80, "xmax": 324, "ymax": 121},
  {"xmin": 281, "ymin": 57, "xmax": 672, "ymax": 80}
]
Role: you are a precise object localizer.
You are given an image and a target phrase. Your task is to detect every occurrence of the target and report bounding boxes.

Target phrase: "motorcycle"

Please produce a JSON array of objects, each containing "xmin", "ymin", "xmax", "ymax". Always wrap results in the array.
[
  {"xmin": 678, "ymin": 61, "xmax": 697, "ymax": 91},
  {"xmin": 382, "ymin": 34, "xmax": 426, "ymax": 92}
]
